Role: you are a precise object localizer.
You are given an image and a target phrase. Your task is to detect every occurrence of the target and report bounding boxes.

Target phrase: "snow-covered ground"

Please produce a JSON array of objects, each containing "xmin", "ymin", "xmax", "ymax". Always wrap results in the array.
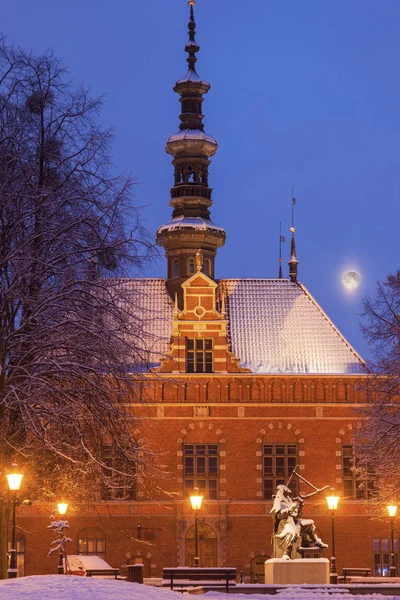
[{"xmin": 0, "ymin": 576, "xmax": 400, "ymax": 600}]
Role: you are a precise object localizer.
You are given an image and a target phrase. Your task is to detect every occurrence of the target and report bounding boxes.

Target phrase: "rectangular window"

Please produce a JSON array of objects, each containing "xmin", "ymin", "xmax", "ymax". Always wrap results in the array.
[
  {"xmin": 186, "ymin": 338, "xmax": 213, "ymax": 373},
  {"xmin": 342, "ymin": 444, "xmax": 374, "ymax": 500},
  {"xmin": 100, "ymin": 447, "xmax": 136, "ymax": 501},
  {"xmin": 78, "ymin": 537, "xmax": 106, "ymax": 561},
  {"xmin": 373, "ymin": 538, "xmax": 399, "ymax": 576},
  {"xmin": 184, "ymin": 443, "xmax": 219, "ymax": 499},
  {"xmin": 263, "ymin": 444, "xmax": 298, "ymax": 500}
]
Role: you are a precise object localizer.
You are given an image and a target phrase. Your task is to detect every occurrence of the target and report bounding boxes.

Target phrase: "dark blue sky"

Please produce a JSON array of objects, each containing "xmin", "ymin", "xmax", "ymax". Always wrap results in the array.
[{"xmin": 3, "ymin": 0, "xmax": 399, "ymax": 360}]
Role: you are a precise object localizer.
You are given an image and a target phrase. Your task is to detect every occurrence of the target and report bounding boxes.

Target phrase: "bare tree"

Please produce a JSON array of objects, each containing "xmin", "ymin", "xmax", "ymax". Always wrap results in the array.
[
  {"xmin": 355, "ymin": 272, "xmax": 400, "ymax": 505},
  {"xmin": 0, "ymin": 37, "xmax": 158, "ymax": 576}
]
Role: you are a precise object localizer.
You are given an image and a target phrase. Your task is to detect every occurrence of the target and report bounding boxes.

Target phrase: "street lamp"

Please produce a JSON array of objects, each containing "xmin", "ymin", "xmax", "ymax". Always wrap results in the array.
[
  {"xmin": 326, "ymin": 492, "xmax": 340, "ymax": 584},
  {"xmin": 387, "ymin": 505, "xmax": 397, "ymax": 577},
  {"xmin": 190, "ymin": 488, "xmax": 203, "ymax": 568},
  {"xmin": 6, "ymin": 464, "xmax": 23, "ymax": 579},
  {"xmin": 57, "ymin": 503, "xmax": 68, "ymax": 575}
]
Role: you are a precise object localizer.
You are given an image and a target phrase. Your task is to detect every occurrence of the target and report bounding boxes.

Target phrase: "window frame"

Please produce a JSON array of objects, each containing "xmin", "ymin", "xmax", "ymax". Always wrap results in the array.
[
  {"xmin": 373, "ymin": 538, "xmax": 399, "ymax": 576},
  {"xmin": 184, "ymin": 443, "xmax": 219, "ymax": 500},
  {"xmin": 185, "ymin": 338, "xmax": 214, "ymax": 373},
  {"xmin": 78, "ymin": 536, "xmax": 106, "ymax": 561},
  {"xmin": 188, "ymin": 258, "xmax": 195, "ymax": 275},
  {"xmin": 100, "ymin": 447, "xmax": 137, "ymax": 501},
  {"xmin": 263, "ymin": 443, "xmax": 298, "ymax": 500},
  {"xmin": 342, "ymin": 444, "xmax": 373, "ymax": 500}
]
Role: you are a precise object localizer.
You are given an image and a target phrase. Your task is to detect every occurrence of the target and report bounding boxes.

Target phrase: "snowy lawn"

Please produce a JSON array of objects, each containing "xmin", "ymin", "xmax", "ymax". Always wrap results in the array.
[{"xmin": 0, "ymin": 576, "xmax": 400, "ymax": 600}]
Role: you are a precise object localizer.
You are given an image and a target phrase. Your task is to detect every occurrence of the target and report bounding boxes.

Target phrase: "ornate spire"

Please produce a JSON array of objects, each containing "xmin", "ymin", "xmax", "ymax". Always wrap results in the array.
[
  {"xmin": 156, "ymin": 0, "xmax": 226, "ymax": 305},
  {"xmin": 186, "ymin": 1, "xmax": 199, "ymax": 73},
  {"xmin": 278, "ymin": 222, "xmax": 285, "ymax": 279},
  {"xmin": 288, "ymin": 186, "xmax": 299, "ymax": 282}
]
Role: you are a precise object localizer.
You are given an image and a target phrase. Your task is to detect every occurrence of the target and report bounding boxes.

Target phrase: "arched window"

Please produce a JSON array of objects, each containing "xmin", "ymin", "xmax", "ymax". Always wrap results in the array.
[
  {"xmin": 173, "ymin": 260, "xmax": 179, "ymax": 278},
  {"xmin": 188, "ymin": 258, "xmax": 195, "ymax": 275},
  {"xmin": 204, "ymin": 259, "xmax": 211, "ymax": 277}
]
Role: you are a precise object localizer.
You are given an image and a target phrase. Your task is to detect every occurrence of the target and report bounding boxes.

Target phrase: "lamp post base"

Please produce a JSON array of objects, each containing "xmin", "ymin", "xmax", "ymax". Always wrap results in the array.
[
  {"xmin": 330, "ymin": 555, "xmax": 337, "ymax": 584},
  {"xmin": 8, "ymin": 549, "xmax": 18, "ymax": 578}
]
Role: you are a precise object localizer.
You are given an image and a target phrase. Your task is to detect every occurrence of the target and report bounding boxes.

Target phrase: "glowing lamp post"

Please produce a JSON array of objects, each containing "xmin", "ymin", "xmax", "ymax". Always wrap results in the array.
[
  {"xmin": 190, "ymin": 488, "xmax": 203, "ymax": 568},
  {"xmin": 387, "ymin": 505, "xmax": 397, "ymax": 577},
  {"xmin": 57, "ymin": 503, "xmax": 68, "ymax": 575},
  {"xmin": 326, "ymin": 492, "xmax": 340, "ymax": 584},
  {"xmin": 6, "ymin": 465, "xmax": 24, "ymax": 579}
]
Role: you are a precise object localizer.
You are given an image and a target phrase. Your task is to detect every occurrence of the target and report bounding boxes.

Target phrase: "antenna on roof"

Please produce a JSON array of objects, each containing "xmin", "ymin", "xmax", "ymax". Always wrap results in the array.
[
  {"xmin": 278, "ymin": 222, "xmax": 285, "ymax": 279},
  {"xmin": 291, "ymin": 184, "xmax": 296, "ymax": 232},
  {"xmin": 288, "ymin": 185, "xmax": 299, "ymax": 282}
]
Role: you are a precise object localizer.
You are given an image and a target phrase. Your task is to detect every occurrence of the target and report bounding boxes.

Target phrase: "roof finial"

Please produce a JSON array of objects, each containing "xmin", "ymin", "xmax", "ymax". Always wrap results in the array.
[
  {"xmin": 278, "ymin": 222, "xmax": 285, "ymax": 279},
  {"xmin": 288, "ymin": 185, "xmax": 299, "ymax": 282},
  {"xmin": 186, "ymin": 0, "xmax": 199, "ymax": 73},
  {"xmin": 174, "ymin": 292, "xmax": 179, "ymax": 318}
]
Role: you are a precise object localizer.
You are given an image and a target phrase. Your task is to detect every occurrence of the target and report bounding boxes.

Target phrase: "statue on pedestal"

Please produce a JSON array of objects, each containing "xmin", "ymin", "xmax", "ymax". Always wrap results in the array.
[{"xmin": 271, "ymin": 467, "xmax": 329, "ymax": 560}]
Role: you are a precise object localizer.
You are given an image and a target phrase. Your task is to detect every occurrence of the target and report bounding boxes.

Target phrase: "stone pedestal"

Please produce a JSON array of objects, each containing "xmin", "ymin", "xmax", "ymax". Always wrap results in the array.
[{"xmin": 265, "ymin": 558, "xmax": 330, "ymax": 584}]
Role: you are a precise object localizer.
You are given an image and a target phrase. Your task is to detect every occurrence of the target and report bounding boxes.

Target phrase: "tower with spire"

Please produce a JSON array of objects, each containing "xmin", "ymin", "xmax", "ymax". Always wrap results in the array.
[{"xmin": 156, "ymin": 0, "xmax": 226, "ymax": 305}]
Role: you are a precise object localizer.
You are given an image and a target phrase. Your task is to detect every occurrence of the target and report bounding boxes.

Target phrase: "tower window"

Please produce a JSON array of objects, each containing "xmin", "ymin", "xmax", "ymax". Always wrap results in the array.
[
  {"xmin": 188, "ymin": 258, "xmax": 195, "ymax": 275},
  {"xmin": 204, "ymin": 259, "xmax": 211, "ymax": 277},
  {"xmin": 173, "ymin": 260, "xmax": 179, "ymax": 278},
  {"xmin": 186, "ymin": 338, "xmax": 213, "ymax": 373}
]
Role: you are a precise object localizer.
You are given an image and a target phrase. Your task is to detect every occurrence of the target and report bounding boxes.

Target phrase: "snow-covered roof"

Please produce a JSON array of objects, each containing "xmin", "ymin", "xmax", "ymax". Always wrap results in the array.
[
  {"xmin": 105, "ymin": 278, "xmax": 174, "ymax": 371},
  {"xmin": 157, "ymin": 216, "xmax": 226, "ymax": 236},
  {"xmin": 167, "ymin": 130, "xmax": 216, "ymax": 145},
  {"xmin": 223, "ymin": 279, "xmax": 365, "ymax": 375},
  {"xmin": 166, "ymin": 129, "xmax": 218, "ymax": 156},
  {"xmin": 111, "ymin": 278, "xmax": 364, "ymax": 375}
]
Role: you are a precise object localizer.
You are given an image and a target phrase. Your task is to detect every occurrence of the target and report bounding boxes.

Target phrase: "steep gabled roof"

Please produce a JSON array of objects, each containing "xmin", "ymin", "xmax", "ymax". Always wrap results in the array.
[
  {"xmin": 222, "ymin": 279, "xmax": 365, "ymax": 374},
  {"xmin": 110, "ymin": 278, "xmax": 364, "ymax": 375},
  {"xmin": 106, "ymin": 278, "xmax": 174, "ymax": 370}
]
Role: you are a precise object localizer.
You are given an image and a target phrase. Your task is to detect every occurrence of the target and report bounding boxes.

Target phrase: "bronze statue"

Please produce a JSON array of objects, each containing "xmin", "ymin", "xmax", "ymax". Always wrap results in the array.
[
  {"xmin": 271, "ymin": 468, "xmax": 329, "ymax": 560},
  {"xmin": 195, "ymin": 249, "xmax": 203, "ymax": 272}
]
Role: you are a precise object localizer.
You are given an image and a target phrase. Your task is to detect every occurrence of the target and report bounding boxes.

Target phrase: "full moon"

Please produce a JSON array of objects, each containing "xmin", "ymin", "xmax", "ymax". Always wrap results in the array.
[{"xmin": 342, "ymin": 270, "xmax": 360, "ymax": 290}]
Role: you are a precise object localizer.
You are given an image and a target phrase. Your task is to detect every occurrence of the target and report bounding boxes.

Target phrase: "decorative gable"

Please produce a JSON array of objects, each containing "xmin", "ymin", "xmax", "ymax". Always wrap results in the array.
[
  {"xmin": 180, "ymin": 271, "xmax": 220, "ymax": 320},
  {"xmin": 157, "ymin": 273, "xmax": 248, "ymax": 374}
]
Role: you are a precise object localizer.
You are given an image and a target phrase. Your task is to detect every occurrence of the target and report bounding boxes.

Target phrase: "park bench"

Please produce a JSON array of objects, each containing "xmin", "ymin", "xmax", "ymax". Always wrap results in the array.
[
  {"xmin": 163, "ymin": 567, "xmax": 237, "ymax": 593},
  {"xmin": 85, "ymin": 568, "xmax": 120, "ymax": 579},
  {"xmin": 338, "ymin": 567, "xmax": 371, "ymax": 583}
]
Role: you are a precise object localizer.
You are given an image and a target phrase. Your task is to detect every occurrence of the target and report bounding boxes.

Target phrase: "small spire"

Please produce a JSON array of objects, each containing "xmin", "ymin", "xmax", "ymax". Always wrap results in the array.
[
  {"xmin": 186, "ymin": 1, "xmax": 199, "ymax": 73},
  {"xmin": 288, "ymin": 186, "xmax": 299, "ymax": 282},
  {"xmin": 278, "ymin": 221, "xmax": 285, "ymax": 279},
  {"xmin": 219, "ymin": 284, "xmax": 226, "ymax": 318},
  {"xmin": 174, "ymin": 292, "xmax": 179, "ymax": 317}
]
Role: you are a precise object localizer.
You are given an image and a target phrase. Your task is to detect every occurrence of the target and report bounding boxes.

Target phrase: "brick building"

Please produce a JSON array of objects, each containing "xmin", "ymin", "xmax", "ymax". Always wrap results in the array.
[{"xmin": 13, "ymin": 2, "xmax": 394, "ymax": 581}]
